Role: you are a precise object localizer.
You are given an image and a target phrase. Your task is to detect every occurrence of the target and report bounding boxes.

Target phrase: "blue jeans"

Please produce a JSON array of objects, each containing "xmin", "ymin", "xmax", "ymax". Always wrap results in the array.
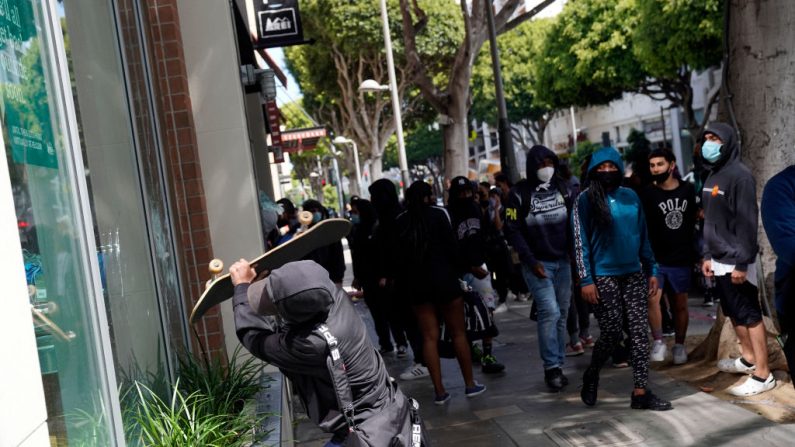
[{"xmin": 522, "ymin": 259, "xmax": 572, "ymax": 370}]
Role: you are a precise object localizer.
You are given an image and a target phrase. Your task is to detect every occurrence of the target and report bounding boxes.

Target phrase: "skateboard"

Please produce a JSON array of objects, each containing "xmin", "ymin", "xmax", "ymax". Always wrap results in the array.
[{"xmin": 189, "ymin": 213, "xmax": 352, "ymax": 324}]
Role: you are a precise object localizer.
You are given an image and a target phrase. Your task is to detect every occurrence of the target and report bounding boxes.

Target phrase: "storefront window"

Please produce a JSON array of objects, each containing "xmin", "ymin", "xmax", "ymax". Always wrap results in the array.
[{"xmin": 2, "ymin": 0, "xmax": 117, "ymax": 444}]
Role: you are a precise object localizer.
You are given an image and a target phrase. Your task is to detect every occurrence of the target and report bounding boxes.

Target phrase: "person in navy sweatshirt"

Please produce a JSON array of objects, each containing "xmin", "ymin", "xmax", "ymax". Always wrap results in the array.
[
  {"xmin": 573, "ymin": 147, "xmax": 671, "ymax": 411},
  {"xmin": 701, "ymin": 123, "xmax": 774, "ymax": 397},
  {"xmin": 761, "ymin": 164, "xmax": 795, "ymax": 388},
  {"xmin": 504, "ymin": 145, "xmax": 573, "ymax": 391}
]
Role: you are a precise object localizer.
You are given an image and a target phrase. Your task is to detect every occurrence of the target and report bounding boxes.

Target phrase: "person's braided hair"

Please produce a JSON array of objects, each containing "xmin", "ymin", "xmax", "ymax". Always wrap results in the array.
[
  {"xmin": 586, "ymin": 170, "xmax": 613, "ymax": 229},
  {"xmin": 404, "ymin": 181, "xmax": 433, "ymax": 263}
]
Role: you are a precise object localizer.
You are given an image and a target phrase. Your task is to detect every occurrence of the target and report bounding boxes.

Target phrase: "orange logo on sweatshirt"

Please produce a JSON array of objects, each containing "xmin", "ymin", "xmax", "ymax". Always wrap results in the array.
[{"xmin": 711, "ymin": 185, "xmax": 720, "ymax": 197}]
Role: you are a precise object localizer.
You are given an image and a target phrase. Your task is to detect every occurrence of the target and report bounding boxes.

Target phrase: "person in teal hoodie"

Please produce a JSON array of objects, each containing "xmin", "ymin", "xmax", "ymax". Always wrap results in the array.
[{"xmin": 573, "ymin": 147, "xmax": 671, "ymax": 411}]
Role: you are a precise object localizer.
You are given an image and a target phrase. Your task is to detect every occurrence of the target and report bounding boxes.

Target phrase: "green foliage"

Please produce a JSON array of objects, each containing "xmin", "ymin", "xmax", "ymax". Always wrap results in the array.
[
  {"xmin": 176, "ymin": 346, "xmax": 264, "ymax": 418},
  {"xmin": 384, "ymin": 125, "xmax": 443, "ymax": 169},
  {"xmin": 131, "ymin": 381, "xmax": 258, "ymax": 447},
  {"xmin": 569, "ymin": 141, "xmax": 601, "ymax": 176},
  {"xmin": 535, "ymin": 0, "xmax": 643, "ymax": 109},
  {"xmin": 323, "ymin": 184, "xmax": 341, "ymax": 213},
  {"xmin": 632, "ymin": 0, "xmax": 724, "ymax": 79},
  {"xmin": 471, "ymin": 18, "xmax": 554, "ymax": 125},
  {"xmin": 280, "ymin": 100, "xmax": 332, "ymax": 183}
]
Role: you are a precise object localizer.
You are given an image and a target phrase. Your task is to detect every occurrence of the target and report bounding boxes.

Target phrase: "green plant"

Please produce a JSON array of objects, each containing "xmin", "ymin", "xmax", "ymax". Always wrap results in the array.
[
  {"xmin": 132, "ymin": 381, "xmax": 255, "ymax": 447},
  {"xmin": 177, "ymin": 346, "xmax": 265, "ymax": 418}
]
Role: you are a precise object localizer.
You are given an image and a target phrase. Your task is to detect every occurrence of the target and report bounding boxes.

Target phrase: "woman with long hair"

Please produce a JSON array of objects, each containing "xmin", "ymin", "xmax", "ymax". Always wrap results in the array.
[
  {"xmin": 394, "ymin": 181, "xmax": 486, "ymax": 404},
  {"xmin": 573, "ymin": 147, "xmax": 671, "ymax": 411}
]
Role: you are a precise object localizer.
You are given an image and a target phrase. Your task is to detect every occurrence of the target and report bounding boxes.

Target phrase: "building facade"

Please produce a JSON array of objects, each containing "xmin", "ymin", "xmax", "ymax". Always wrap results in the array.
[{"xmin": 0, "ymin": 0, "xmax": 283, "ymax": 445}]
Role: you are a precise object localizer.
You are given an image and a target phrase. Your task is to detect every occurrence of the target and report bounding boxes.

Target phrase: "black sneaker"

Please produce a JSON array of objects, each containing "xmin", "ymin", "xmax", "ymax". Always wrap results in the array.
[
  {"xmin": 544, "ymin": 367, "xmax": 565, "ymax": 391},
  {"xmin": 581, "ymin": 367, "xmax": 599, "ymax": 406},
  {"xmin": 630, "ymin": 389, "xmax": 672, "ymax": 411},
  {"xmin": 481, "ymin": 354, "xmax": 506, "ymax": 374}
]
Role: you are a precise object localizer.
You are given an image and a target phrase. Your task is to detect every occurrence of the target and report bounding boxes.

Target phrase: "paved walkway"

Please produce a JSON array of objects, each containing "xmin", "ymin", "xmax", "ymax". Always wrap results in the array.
[{"xmin": 292, "ymin": 246, "xmax": 795, "ymax": 446}]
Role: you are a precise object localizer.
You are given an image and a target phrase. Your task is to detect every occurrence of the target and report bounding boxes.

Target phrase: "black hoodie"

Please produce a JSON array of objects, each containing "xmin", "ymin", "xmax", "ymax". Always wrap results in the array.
[
  {"xmin": 701, "ymin": 122, "xmax": 758, "ymax": 271},
  {"xmin": 233, "ymin": 261, "xmax": 392, "ymax": 437},
  {"xmin": 504, "ymin": 145, "xmax": 572, "ymax": 266},
  {"xmin": 368, "ymin": 179, "xmax": 402, "ymax": 280}
]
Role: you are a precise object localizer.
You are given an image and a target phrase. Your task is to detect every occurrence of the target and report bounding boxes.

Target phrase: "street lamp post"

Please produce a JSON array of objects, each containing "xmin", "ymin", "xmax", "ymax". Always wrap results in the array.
[
  {"xmin": 332, "ymin": 136, "xmax": 363, "ymax": 197},
  {"xmin": 373, "ymin": 0, "xmax": 409, "ymax": 192}
]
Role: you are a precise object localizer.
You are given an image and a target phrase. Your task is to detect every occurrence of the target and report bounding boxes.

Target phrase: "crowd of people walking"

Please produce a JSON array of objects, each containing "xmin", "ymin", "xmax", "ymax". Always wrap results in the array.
[{"xmin": 241, "ymin": 121, "xmax": 794, "ymax": 445}]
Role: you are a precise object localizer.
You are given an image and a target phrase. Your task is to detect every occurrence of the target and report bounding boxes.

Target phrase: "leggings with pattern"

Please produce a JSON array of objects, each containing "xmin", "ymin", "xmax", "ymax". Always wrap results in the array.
[{"xmin": 588, "ymin": 272, "xmax": 650, "ymax": 389}]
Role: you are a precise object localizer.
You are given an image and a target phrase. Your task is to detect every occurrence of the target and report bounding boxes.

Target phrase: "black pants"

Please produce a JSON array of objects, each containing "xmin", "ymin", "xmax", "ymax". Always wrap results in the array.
[
  {"xmin": 486, "ymin": 244, "xmax": 512, "ymax": 303},
  {"xmin": 364, "ymin": 282, "xmax": 407, "ymax": 351},
  {"xmin": 588, "ymin": 272, "xmax": 650, "ymax": 390}
]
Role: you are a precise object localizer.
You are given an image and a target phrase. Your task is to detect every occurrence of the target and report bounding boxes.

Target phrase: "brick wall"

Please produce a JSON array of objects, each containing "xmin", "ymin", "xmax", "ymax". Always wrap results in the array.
[{"xmin": 142, "ymin": 0, "xmax": 227, "ymax": 361}]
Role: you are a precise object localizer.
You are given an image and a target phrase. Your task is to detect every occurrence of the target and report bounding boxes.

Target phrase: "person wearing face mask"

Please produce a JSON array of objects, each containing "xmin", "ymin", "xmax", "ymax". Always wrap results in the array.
[
  {"xmin": 640, "ymin": 148, "xmax": 697, "ymax": 365},
  {"xmin": 573, "ymin": 147, "xmax": 671, "ymax": 411},
  {"xmin": 700, "ymin": 123, "xmax": 775, "ymax": 396},
  {"xmin": 275, "ymin": 198, "xmax": 300, "ymax": 245},
  {"xmin": 301, "ymin": 199, "xmax": 346, "ymax": 288},
  {"xmin": 503, "ymin": 145, "xmax": 574, "ymax": 391}
]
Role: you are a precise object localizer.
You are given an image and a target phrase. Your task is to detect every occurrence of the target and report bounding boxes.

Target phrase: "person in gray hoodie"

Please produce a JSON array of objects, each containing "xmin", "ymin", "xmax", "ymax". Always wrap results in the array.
[
  {"xmin": 700, "ymin": 122, "xmax": 775, "ymax": 396},
  {"xmin": 230, "ymin": 259, "xmax": 421, "ymax": 446}
]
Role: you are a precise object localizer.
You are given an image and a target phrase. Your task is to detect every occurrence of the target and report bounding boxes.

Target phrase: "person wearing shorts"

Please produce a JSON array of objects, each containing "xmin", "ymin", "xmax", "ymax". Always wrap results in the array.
[
  {"xmin": 641, "ymin": 148, "xmax": 697, "ymax": 364},
  {"xmin": 701, "ymin": 123, "xmax": 774, "ymax": 396}
]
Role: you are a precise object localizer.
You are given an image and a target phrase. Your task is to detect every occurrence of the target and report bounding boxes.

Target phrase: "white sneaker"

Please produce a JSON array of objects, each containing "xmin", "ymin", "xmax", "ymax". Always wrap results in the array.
[
  {"xmin": 728, "ymin": 373, "xmax": 776, "ymax": 396},
  {"xmin": 672, "ymin": 344, "xmax": 688, "ymax": 365},
  {"xmin": 399, "ymin": 363, "xmax": 430, "ymax": 381},
  {"xmin": 650, "ymin": 340, "xmax": 667, "ymax": 362},
  {"xmin": 516, "ymin": 293, "xmax": 530, "ymax": 302},
  {"xmin": 494, "ymin": 303, "xmax": 509, "ymax": 314},
  {"xmin": 717, "ymin": 357, "xmax": 756, "ymax": 374}
]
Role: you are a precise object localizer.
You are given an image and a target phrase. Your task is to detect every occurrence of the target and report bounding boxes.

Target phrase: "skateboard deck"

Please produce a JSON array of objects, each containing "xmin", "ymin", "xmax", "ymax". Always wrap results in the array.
[{"xmin": 190, "ymin": 218, "xmax": 352, "ymax": 324}]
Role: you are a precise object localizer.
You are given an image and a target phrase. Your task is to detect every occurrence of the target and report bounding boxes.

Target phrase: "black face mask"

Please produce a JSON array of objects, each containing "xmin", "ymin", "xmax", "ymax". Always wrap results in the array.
[
  {"xmin": 479, "ymin": 199, "xmax": 489, "ymax": 208},
  {"xmin": 595, "ymin": 171, "xmax": 622, "ymax": 190},
  {"xmin": 651, "ymin": 171, "xmax": 670, "ymax": 185}
]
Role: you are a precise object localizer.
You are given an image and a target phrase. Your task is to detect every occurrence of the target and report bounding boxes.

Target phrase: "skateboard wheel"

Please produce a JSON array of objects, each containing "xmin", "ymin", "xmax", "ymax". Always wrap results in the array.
[
  {"xmin": 208, "ymin": 259, "xmax": 224, "ymax": 274},
  {"xmin": 298, "ymin": 210, "xmax": 313, "ymax": 226}
]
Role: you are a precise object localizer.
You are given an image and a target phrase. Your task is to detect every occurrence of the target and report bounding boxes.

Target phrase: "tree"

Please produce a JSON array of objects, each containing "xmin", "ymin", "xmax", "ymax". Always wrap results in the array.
[
  {"xmin": 471, "ymin": 18, "xmax": 555, "ymax": 150},
  {"xmin": 533, "ymin": 0, "xmax": 723, "ymax": 144},
  {"xmin": 284, "ymin": 0, "xmax": 460, "ymax": 191},
  {"xmin": 399, "ymin": 0, "xmax": 555, "ymax": 179},
  {"xmin": 725, "ymin": 0, "xmax": 795, "ymax": 297},
  {"xmin": 632, "ymin": 0, "xmax": 724, "ymax": 142}
]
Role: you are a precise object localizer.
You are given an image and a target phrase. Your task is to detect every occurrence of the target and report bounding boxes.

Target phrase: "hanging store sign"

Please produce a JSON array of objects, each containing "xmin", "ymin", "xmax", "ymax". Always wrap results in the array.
[
  {"xmin": 264, "ymin": 99, "xmax": 284, "ymax": 163},
  {"xmin": 253, "ymin": 0, "xmax": 305, "ymax": 49},
  {"xmin": 1, "ymin": 0, "xmax": 58, "ymax": 169}
]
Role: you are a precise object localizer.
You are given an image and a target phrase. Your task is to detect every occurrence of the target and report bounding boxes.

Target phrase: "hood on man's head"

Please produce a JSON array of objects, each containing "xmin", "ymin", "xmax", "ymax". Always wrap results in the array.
[
  {"xmin": 247, "ymin": 260, "xmax": 335, "ymax": 324},
  {"xmin": 587, "ymin": 147, "xmax": 625, "ymax": 177},
  {"xmin": 701, "ymin": 122, "xmax": 740, "ymax": 167},
  {"xmin": 368, "ymin": 178, "xmax": 399, "ymax": 217},
  {"xmin": 526, "ymin": 145, "xmax": 559, "ymax": 183}
]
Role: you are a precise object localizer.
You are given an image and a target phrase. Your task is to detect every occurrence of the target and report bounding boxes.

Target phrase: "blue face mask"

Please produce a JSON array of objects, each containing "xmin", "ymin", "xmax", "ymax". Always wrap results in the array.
[
  {"xmin": 350, "ymin": 214, "xmax": 360, "ymax": 225},
  {"xmin": 312, "ymin": 212, "xmax": 323, "ymax": 223},
  {"xmin": 701, "ymin": 140, "xmax": 723, "ymax": 163}
]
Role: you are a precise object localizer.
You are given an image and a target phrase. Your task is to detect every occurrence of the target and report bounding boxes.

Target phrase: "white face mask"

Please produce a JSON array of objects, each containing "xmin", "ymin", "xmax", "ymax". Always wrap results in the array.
[{"xmin": 536, "ymin": 166, "xmax": 555, "ymax": 183}]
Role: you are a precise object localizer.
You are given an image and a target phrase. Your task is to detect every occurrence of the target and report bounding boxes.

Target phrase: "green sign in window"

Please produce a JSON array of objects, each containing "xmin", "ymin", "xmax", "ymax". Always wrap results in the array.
[{"xmin": 1, "ymin": 0, "xmax": 57, "ymax": 169}]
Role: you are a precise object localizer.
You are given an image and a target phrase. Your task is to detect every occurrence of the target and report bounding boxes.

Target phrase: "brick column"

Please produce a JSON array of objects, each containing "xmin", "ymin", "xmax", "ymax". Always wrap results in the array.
[{"xmin": 142, "ymin": 0, "xmax": 227, "ymax": 361}]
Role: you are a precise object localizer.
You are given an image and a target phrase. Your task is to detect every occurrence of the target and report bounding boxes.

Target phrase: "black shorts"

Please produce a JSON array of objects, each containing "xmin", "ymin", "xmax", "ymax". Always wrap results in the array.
[
  {"xmin": 715, "ymin": 274, "xmax": 762, "ymax": 326},
  {"xmin": 401, "ymin": 277, "xmax": 462, "ymax": 306}
]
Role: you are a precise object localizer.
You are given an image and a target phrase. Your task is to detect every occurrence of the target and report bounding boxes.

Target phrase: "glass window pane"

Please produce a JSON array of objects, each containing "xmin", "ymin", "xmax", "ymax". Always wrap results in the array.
[{"xmin": 2, "ymin": 0, "xmax": 114, "ymax": 444}]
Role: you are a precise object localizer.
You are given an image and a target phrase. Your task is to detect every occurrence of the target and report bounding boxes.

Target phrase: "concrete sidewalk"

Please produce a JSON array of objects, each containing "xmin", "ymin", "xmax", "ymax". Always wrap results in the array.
[{"xmin": 294, "ymin": 293, "xmax": 795, "ymax": 446}]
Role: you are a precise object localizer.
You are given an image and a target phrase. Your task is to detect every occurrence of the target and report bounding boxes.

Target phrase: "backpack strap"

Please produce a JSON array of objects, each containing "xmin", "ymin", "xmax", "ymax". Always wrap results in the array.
[{"xmin": 316, "ymin": 324, "xmax": 357, "ymax": 431}]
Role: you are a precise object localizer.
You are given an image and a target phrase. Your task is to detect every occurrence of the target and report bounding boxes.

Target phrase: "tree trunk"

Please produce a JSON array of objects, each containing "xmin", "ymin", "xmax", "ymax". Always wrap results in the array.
[
  {"xmin": 727, "ymin": 0, "xmax": 795, "ymax": 293},
  {"xmin": 443, "ymin": 96, "xmax": 470, "ymax": 179},
  {"xmin": 369, "ymin": 154, "xmax": 384, "ymax": 186}
]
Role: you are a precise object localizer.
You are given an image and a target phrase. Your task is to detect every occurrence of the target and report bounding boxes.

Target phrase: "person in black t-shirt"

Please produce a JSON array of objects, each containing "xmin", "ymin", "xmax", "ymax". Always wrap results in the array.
[{"xmin": 641, "ymin": 149, "xmax": 697, "ymax": 365}]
